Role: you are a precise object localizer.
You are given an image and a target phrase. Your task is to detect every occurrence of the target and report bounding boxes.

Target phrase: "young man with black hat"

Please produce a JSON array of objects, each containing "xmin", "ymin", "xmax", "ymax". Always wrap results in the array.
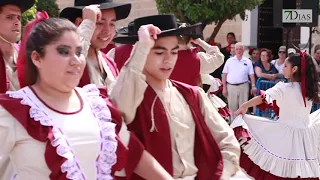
[
  {"xmin": 0, "ymin": 1, "xmax": 35, "ymax": 179},
  {"xmin": 110, "ymin": 14, "xmax": 240, "ymax": 180},
  {"xmin": 110, "ymin": 21, "xmax": 225, "ymax": 80},
  {"xmin": 60, "ymin": 0, "xmax": 131, "ymax": 89},
  {"xmin": 0, "ymin": 0, "xmax": 34, "ymax": 93},
  {"xmin": 106, "ymin": 22, "xmax": 135, "ymax": 70},
  {"xmin": 111, "ymin": 20, "xmax": 230, "ymax": 120}
]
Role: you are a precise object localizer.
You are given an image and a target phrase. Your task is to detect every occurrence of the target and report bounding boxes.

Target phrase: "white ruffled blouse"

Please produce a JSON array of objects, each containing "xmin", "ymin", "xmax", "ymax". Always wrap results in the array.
[{"xmin": 0, "ymin": 85, "xmax": 118, "ymax": 180}]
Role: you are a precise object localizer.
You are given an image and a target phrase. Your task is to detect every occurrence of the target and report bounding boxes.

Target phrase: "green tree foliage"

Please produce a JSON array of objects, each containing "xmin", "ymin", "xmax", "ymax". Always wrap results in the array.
[
  {"xmin": 36, "ymin": 0, "xmax": 60, "ymax": 18},
  {"xmin": 155, "ymin": 0, "xmax": 264, "ymax": 40},
  {"xmin": 21, "ymin": 5, "xmax": 37, "ymax": 26},
  {"xmin": 21, "ymin": 0, "xmax": 60, "ymax": 26}
]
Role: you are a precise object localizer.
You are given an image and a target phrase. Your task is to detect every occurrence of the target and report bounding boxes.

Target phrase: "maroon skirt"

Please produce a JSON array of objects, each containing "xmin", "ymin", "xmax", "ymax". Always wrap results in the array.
[{"xmin": 217, "ymin": 106, "xmax": 231, "ymax": 119}]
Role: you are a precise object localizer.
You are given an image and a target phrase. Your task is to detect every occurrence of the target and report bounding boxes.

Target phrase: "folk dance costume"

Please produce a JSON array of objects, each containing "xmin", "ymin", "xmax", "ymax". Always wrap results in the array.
[
  {"xmin": 201, "ymin": 74, "xmax": 230, "ymax": 119},
  {"xmin": 107, "ymin": 44, "xmax": 133, "ymax": 71},
  {"xmin": 0, "ymin": 44, "xmax": 20, "ymax": 180},
  {"xmin": 110, "ymin": 15, "xmax": 240, "ymax": 180},
  {"xmin": 112, "ymin": 22, "xmax": 230, "ymax": 119},
  {"xmin": 0, "ymin": 85, "xmax": 144, "ymax": 179},
  {"xmin": 77, "ymin": 20, "xmax": 119, "ymax": 88},
  {"xmin": 107, "ymin": 22, "xmax": 135, "ymax": 70},
  {"xmin": 107, "ymin": 21, "xmax": 134, "ymax": 70},
  {"xmin": 101, "ymin": 43, "xmax": 116, "ymax": 54},
  {"xmin": 59, "ymin": 0, "xmax": 132, "ymax": 89},
  {"xmin": 19, "ymin": 13, "xmax": 120, "ymax": 89},
  {"xmin": 0, "ymin": 44, "xmax": 20, "ymax": 92},
  {"xmin": 111, "ymin": 22, "xmax": 225, "ymax": 81},
  {"xmin": 0, "ymin": 0, "xmax": 35, "ymax": 179},
  {"xmin": 231, "ymin": 54, "xmax": 320, "ymax": 179},
  {"xmin": 2, "ymin": 11, "xmax": 145, "ymax": 180}
]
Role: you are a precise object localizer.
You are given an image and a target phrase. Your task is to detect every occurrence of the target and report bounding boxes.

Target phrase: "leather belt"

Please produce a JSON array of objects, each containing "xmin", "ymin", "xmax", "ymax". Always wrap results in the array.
[{"xmin": 227, "ymin": 82, "xmax": 247, "ymax": 86}]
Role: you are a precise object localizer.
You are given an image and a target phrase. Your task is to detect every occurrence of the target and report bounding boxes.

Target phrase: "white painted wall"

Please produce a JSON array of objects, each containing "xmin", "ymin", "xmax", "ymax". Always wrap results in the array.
[{"xmin": 241, "ymin": 7, "xmax": 258, "ymax": 47}]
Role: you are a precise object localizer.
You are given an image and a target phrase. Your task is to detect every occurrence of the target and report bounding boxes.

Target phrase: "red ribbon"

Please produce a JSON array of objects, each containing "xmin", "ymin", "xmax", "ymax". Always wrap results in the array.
[
  {"xmin": 300, "ymin": 51, "xmax": 307, "ymax": 107},
  {"xmin": 208, "ymin": 40, "xmax": 217, "ymax": 46},
  {"xmin": 249, "ymin": 48, "xmax": 254, "ymax": 54},
  {"xmin": 226, "ymin": 43, "xmax": 231, "ymax": 52},
  {"xmin": 192, "ymin": 46, "xmax": 201, "ymax": 53},
  {"xmin": 17, "ymin": 11, "xmax": 49, "ymax": 88}
]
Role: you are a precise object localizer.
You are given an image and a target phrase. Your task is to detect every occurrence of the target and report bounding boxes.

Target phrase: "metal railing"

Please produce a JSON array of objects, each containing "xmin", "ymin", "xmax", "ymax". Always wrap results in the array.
[{"xmin": 254, "ymin": 78, "xmax": 320, "ymax": 120}]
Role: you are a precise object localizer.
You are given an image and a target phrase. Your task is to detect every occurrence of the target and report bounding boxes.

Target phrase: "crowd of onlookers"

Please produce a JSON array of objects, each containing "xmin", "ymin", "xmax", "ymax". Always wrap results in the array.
[
  {"xmin": 207, "ymin": 32, "xmax": 300, "ymax": 83},
  {"xmin": 204, "ymin": 32, "xmax": 319, "ymax": 121}
]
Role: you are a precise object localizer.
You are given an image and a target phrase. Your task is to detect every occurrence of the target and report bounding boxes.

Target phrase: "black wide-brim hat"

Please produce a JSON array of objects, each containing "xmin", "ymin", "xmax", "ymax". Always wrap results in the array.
[
  {"xmin": 0, "ymin": 0, "xmax": 35, "ymax": 13},
  {"xmin": 113, "ymin": 14, "xmax": 203, "ymax": 45},
  {"xmin": 116, "ymin": 21, "xmax": 134, "ymax": 36},
  {"xmin": 60, "ymin": 0, "xmax": 131, "ymax": 22}
]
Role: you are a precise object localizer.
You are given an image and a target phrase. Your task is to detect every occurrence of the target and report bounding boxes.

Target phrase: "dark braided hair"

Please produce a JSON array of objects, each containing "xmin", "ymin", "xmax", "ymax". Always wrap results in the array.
[{"xmin": 288, "ymin": 53, "xmax": 319, "ymax": 102}]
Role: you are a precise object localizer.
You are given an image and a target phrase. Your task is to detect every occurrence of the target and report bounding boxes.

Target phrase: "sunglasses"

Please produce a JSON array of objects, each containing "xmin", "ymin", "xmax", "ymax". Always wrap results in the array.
[{"xmin": 278, "ymin": 51, "xmax": 286, "ymax": 54}]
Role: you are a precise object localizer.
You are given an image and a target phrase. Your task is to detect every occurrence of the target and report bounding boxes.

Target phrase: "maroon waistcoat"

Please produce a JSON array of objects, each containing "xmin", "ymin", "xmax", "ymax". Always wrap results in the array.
[
  {"xmin": 101, "ymin": 43, "xmax": 116, "ymax": 54},
  {"xmin": 127, "ymin": 80, "xmax": 223, "ymax": 180},
  {"xmin": 0, "ymin": 44, "xmax": 20, "ymax": 92},
  {"xmin": 114, "ymin": 44, "xmax": 133, "ymax": 71},
  {"xmin": 170, "ymin": 49, "xmax": 201, "ymax": 86},
  {"xmin": 0, "ymin": 52, "xmax": 8, "ymax": 93}
]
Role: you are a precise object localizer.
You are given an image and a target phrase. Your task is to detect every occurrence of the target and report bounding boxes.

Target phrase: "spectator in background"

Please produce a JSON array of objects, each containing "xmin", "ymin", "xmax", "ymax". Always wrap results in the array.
[
  {"xmin": 222, "ymin": 42, "xmax": 257, "ymax": 121},
  {"xmin": 211, "ymin": 32, "xmax": 236, "ymax": 79},
  {"xmin": 221, "ymin": 32, "xmax": 236, "ymax": 59},
  {"xmin": 312, "ymin": 45, "xmax": 320, "ymax": 96},
  {"xmin": 247, "ymin": 47, "xmax": 259, "ymax": 114},
  {"xmin": 254, "ymin": 48, "xmax": 280, "ymax": 81},
  {"xmin": 288, "ymin": 48, "xmax": 296, "ymax": 56},
  {"xmin": 313, "ymin": 44, "xmax": 320, "ymax": 65},
  {"xmin": 230, "ymin": 42, "xmax": 236, "ymax": 57},
  {"xmin": 271, "ymin": 46, "xmax": 287, "ymax": 74},
  {"xmin": 249, "ymin": 48, "xmax": 260, "ymax": 64}
]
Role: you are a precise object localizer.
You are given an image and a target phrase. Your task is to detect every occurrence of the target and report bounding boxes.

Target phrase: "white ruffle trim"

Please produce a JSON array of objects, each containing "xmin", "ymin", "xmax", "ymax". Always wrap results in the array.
[
  {"xmin": 201, "ymin": 74, "xmax": 221, "ymax": 93},
  {"xmin": 82, "ymin": 84, "xmax": 117, "ymax": 179},
  {"xmin": 242, "ymin": 128, "xmax": 320, "ymax": 178},
  {"xmin": 207, "ymin": 93, "xmax": 226, "ymax": 109},
  {"xmin": 264, "ymin": 94, "xmax": 274, "ymax": 104},
  {"xmin": 208, "ymin": 79, "xmax": 221, "ymax": 93},
  {"xmin": 7, "ymin": 85, "xmax": 117, "ymax": 180}
]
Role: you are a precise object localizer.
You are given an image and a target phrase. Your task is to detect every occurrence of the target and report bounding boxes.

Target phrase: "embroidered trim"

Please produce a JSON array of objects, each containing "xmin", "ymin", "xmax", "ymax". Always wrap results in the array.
[
  {"xmin": 82, "ymin": 84, "xmax": 117, "ymax": 179},
  {"xmin": 7, "ymin": 85, "xmax": 117, "ymax": 179},
  {"xmin": 7, "ymin": 89, "xmax": 87, "ymax": 179},
  {"xmin": 248, "ymin": 131, "xmax": 317, "ymax": 161}
]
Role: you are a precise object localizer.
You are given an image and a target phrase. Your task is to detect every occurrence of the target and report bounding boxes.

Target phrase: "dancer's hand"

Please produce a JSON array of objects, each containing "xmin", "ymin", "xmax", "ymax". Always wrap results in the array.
[
  {"xmin": 82, "ymin": 5, "xmax": 102, "ymax": 23},
  {"xmin": 189, "ymin": 38, "xmax": 201, "ymax": 44},
  {"xmin": 138, "ymin": 24, "xmax": 161, "ymax": 48},
  {"xmin": 235, "ymin": 104, "xmax": 248, "ymax": 116}
]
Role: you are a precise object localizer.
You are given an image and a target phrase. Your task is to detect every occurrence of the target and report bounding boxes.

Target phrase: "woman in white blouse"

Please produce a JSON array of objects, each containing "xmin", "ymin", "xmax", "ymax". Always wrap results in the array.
[{"xmin": 0, "ymin": 12, "xmax": 172, "ymax": 180}]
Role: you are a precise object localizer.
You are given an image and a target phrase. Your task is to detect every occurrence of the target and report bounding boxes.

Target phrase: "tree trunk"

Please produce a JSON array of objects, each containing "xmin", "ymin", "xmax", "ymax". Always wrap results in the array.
[
  {"xmin": 209, "ymin": 16, "xmax": 228, "ymax": 41},
  {"xmin": 166, "ymin": 0, "xmax": 187, "ymax": 22}
]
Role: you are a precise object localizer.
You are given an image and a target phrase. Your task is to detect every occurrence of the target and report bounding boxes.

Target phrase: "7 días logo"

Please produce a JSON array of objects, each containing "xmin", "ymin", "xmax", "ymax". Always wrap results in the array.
[{"xmin": 282, "ymin": 9, "xmax": 312, "ymax": 23}]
